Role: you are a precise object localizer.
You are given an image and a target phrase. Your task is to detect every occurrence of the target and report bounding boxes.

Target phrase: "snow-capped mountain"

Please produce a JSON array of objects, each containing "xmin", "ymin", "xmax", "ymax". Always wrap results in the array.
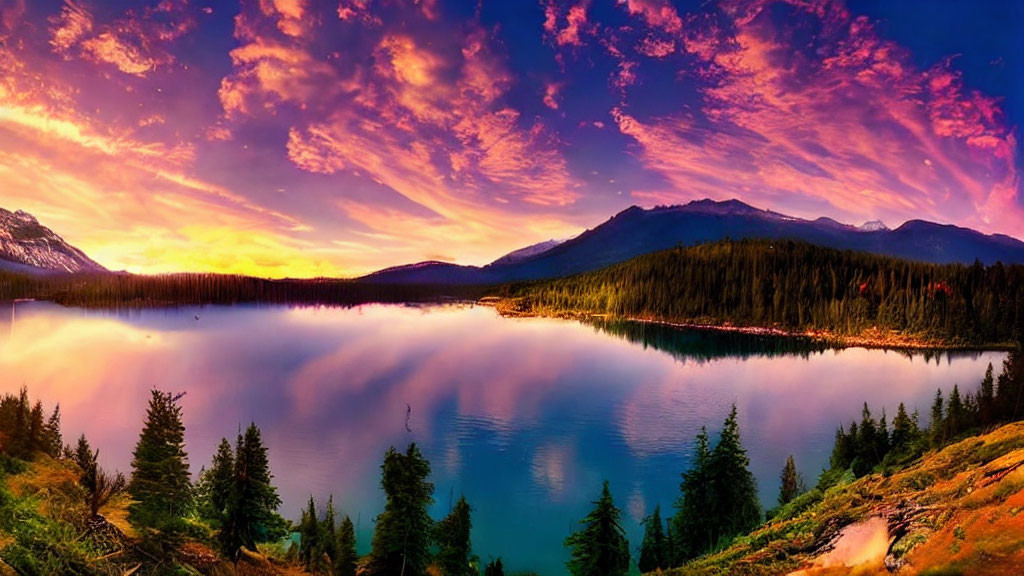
[
  {"xmin": 361, "ymin": 199, "xmax": 1024, "ymax": 284},
  {"xmin": 489, "ymin": 239, "xmax": 565, "ymax": 267},
  {"xmin": 860, "ymin": 220, "xmax": 890, "ymax": 232},
  {"xmin": 0, "ymin": 208, "xmax": 106, "ymax": 273}
]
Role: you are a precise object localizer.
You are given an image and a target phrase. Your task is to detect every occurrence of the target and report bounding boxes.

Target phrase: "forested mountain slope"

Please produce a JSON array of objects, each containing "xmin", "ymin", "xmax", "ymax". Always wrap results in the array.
[{"xmin": 493, "ymin": 239, "xmax": 1024, "ymax": 347}]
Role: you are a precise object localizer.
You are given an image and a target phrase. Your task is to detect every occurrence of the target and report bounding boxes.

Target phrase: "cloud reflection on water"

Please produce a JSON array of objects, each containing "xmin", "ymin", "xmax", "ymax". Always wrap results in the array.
[{"xmin": 0, "ymin": 302, "xmax": 1003, "ymax": 575}]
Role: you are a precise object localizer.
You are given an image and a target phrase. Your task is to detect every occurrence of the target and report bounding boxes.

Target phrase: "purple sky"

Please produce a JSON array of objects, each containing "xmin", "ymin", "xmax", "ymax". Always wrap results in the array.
[{"xmin": 0, "ymin": 0, "xmax": 1020, "ymax": 277}]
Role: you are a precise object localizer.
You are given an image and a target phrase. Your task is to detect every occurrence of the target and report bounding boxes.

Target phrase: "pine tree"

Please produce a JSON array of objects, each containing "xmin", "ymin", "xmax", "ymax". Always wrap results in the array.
[
  {"xmin": 707, "ymin": 405, "xmax": 760, "ymax": 547},
  {"xmin": 73, "ymin": 434, "xmax": 94, "ymax": 473},
  {"xmin": 673, "ymin": 426, "xmax": 712, "ymax": 563},
  {"xmin": 979, "ymin": 363, "xmax": 996, "ymax": 426},
  {"xmin": 564, "ymin": 480, "xmax": 630, "ymax": 576},
  {"xmin": 336, "ymin": 515, "xmax": 358, "ymax": 576},
  {"xmin": 221, "ymin": 423, "xmax": 283, "ymax": 557},
  {"xmin": 890, "ymin": 402, "xmax": 918, "ymax": 454},
  {"xmin": 484, "ymin": 558, "xmax": 504, "ymax": 576},
  {"xmin": 946, "ymin": 385, "xmax": 965, "ymax": 440},
  {"xmin": 435, "ymin": 496, "xmax": 474, "ymax": 576},
  {"xmin": 853, "ymin": 403, "xmax": 880, "ymax": 476},
  {"xmin": 877, "ymin": 409, "xmax": 891, "ymax": 459},
  {"xmin": 299, "ymin": 496, "xmax": 321, "ymax": 569},
  {"xmin": 10, "ymin": 387, "xmax": 29, "ymax": 457},
  {"xmin": 27, "ymin": 401, "xmax": 45, "ymax": 455},
  {"xmin": 829, "ymin": 425, "xmax": 853, "ymax": 470},
  {"xmin": 995, "ymin": 349, "xmax": 1024, "ymax": 421},
  {"xmin": 778, "ymin": 455, "xmax": 803, "ymax": 506},
  {"xmin": 321, "ymin": 495, "xmax": 339, "ymax": 565},
  {"xmin": 44, "ymin": 404, "xmax": 62, "ymax": 458},
  {"xmin": 72, "ymin": 434, "xmax": 126, "ymax": 516},
  {"xmin": 367, "ymin": 443, "xmax": 434, "ymax": 576},
  {"xmin": 200, "ymin": 437, "xmax": 235, "ymax": 525},
  {"xmin": 128, "ymin": 389, "xmax": 191, "ymax": 537},
  {"xmin": 929, "ymin": 389, "xmax": 945, "ymax": 448},
  {"xmin": 637, "ymin": 504, "xmax": 667, "ymax": 572}
]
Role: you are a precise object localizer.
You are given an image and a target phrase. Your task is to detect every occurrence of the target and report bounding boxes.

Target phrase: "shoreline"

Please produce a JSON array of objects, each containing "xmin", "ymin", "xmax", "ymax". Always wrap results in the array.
[{"xmin": 478, "ymin": 297, "xmax": 1018, "ymax": 352}]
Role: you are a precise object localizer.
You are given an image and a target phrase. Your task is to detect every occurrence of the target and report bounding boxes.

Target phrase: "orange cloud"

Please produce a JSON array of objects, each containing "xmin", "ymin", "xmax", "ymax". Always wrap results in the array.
[{"xmin": 81, "ymin": 32, "xmax": 156, "ymax": 76}]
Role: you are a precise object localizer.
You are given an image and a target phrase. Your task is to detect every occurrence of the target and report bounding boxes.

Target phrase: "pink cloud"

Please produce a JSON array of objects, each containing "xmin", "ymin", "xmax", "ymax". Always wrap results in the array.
[
  {"xmin": 637, "ymin": 35, "xmax": 675, "ymax": 58},
  {"xmin": 542, "ymin": 0, "xmax": 593, "ymax": 48},
  {"xmin": 615, "ymin": 0, "xmax": 1022, "ymax": 236},
  {"xmin": 623, "ymin": 0, "xmax": 683, "ymax": 35},
  {"xmin": 543, "ymin": 82, "xmax": 561, "ymax": 110},
  {"xmin": 217, "ymin": 2, "xmax": 582, "ymax": 265}
]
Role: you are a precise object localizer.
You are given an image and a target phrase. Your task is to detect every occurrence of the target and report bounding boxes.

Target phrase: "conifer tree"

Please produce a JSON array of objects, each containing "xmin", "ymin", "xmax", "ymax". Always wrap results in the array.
[
  {"xmin": 435, "ymin": 496, "xmax": 474, "ymax": 576},
  {"xmin": 946, "ymin": 384, "xmax": 965, "ymax": 439},
  {"xmin": 707, "ymin": 405, "xmax": 760, "ymax": 546},
  {"xmin": 321, "ymin": 495, "xmax": 339, "ymax": 565},
  {"xmin": 929, "ymin": 389, "xmax": 945, "ymax": 447},
  {"xmin": 9, "ymin": 387, "xmax": 29, "ymax": 458},
  {"xmin": 673, "ymin": 426, "xmax": 713, "ymax": 563},
  {"xmin": 28, "ymin": 401, "xmax": 44, "ymax": 455},
  {"xmin": 637, "ymin": 504, "xmax": 667, "ymax": 572},
  {"xmin": 73, "ymin": 434, "xmax": 94, "ymax": 472},
  {"xmin": 336, "ymin": 515, "xmax": 358, "ymax": 576},
  {"xmin": 778, "ymin": 455, "xmax": 803, "ymax": 506},
  {"xmin": 564, "ymin": 480, "xmax": 630, "ymax": 576},
  {"xmin": 44, "ymin": 404, "xmax": 62, "ymax": 457},
  {"xmin": 299, "ymin": 496, "xmax": 321, "ymax": 569},
  {"xmin": 367, "ymin": 443, "xmax": 434, "ymax": 576},
  {"xmin": 664, "ymin": 519, "xmax": 677, "ymax": 568},
  {"xmin": 484, "ymin": 558, "xmax": 504, "ymax": 576},
  {"xmin": 128, "ymin": 389, "xmax": 191, "ymax": 537},
  {"xmin": 996, "ymin": 349, "xmax": 1024, "ymax": 421},
  {"xmin": 877, "ymin": 409, "xmax": 891, "ymax": 458},
  {"xmin": 979, "ymin": 363, "xmax": 996, "ymax": 426},
  {"xmin": 853, "ymin": 403, "xmax": 880, "ymax": 475},
  {"xmin": 221, "ymin": 423, "xmax": 284, "ymax": 556},
  {"xmin": 890, "ymin": 402, "xmax": 918, "ymax": 454},
  {"xmin": 200, "ymin": 437, "xmax": 235, "ymax": 524}
]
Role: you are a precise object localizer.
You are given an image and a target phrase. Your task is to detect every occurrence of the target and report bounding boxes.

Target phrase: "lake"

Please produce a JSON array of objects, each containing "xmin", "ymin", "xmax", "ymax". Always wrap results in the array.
[{"xmin": 0, "ymin": 301, "xmax": 1005, "ymax": 575}]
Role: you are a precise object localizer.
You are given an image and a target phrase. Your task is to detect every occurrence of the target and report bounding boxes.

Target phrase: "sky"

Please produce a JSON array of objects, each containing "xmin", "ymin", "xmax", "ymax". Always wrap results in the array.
[{"xmin": 0, "ymin": 0, "xmax": 1020, "ymax": 278}]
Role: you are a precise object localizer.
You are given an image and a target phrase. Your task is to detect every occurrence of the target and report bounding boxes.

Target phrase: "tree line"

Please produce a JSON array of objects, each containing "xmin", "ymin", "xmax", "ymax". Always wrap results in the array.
[
  {"xmin": 0, "ymin": 270, "xmax": 486, "ymax": 308},
  {"xmin": 828, "ymin": 347, "xmax": 1024, "ymax": 480},
  {"xmin": 497, "ymin": 239, "xmax": 1024, "ymax": 346}
]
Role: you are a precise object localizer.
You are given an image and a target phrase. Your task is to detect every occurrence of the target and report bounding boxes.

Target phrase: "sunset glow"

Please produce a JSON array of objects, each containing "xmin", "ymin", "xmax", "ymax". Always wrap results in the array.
[{"xmin": 0, "ymin": 0, "xmax": 1020, "ymax": 277}]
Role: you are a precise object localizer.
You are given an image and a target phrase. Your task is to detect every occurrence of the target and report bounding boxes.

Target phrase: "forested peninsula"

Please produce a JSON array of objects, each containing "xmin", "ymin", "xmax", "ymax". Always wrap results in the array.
[{"xmin": 488, "ymin": 239, "xmax": 1024, "ymax": 349}]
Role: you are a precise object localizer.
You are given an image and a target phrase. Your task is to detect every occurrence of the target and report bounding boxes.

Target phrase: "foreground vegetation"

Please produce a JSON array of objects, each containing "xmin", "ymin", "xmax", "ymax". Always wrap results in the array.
[
  {"xmin": 0, "ymin": 388, "xmax": 508, "ymax": 575},
  {"xmin": 491, "ymin": 239, "xmax": 1024, "ymax": 348},
  {"xmin": 635, "ymin": 345, "xmax": 1024, "ymax": 575}
]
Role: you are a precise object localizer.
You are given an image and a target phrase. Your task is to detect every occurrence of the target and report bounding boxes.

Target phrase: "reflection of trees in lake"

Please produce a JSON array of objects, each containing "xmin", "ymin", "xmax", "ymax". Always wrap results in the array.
[{"xmin": 590, "ymin": 319, "xmax": 985, "ymax": 365}]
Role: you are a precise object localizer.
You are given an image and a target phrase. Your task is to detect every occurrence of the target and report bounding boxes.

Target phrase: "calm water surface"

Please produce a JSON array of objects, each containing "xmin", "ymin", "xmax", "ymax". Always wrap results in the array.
[{"xmin": 0, "ymin": 302, "xmax": 1005, "ymax": 575}]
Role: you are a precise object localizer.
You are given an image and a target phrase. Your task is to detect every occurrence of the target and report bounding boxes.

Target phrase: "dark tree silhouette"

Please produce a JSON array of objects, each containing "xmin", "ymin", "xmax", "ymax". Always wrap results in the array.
[{"xmin": 564, "ymin": 480, "xmax": 630, "ymax": 576}]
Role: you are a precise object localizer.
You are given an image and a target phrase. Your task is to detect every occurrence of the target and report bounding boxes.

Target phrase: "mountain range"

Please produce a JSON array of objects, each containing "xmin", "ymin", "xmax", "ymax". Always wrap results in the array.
[
  {"xmin": 3, "ymin": 199, "xmax": 1024, "ymax": 280},
  {"xmin": 360, "ymin": 199, "xmax": 1024, "ymax": 284},
  {"xmin": 0, "ymin": 208, "xmax": 105, "ymax": 274}
]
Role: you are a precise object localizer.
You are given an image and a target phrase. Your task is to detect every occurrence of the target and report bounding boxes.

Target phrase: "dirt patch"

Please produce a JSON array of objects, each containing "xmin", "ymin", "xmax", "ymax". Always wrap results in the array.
[{"xmin": 789, "ymin": 517, "xmax": 890, "ymax": 576}]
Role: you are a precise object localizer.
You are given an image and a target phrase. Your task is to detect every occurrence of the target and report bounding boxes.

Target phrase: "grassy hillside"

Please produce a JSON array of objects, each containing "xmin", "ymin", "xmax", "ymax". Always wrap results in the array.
[
  {"xmin": 660, "ymin": 421, "xmax": 1024, "ymax": 576},
  {"xmin": 0, "ymin": 453, "xmax": 321, "ymax": 576},
  {"xmin": 491, "ymin": 239, "xmax": 1024, "ymax": 348}
]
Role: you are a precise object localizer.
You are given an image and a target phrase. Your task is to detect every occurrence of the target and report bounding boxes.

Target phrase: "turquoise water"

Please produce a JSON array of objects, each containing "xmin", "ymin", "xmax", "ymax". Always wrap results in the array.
[{"xmin": 0, "ymin": 302, "xmax": 1005, "ymax": 574}]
